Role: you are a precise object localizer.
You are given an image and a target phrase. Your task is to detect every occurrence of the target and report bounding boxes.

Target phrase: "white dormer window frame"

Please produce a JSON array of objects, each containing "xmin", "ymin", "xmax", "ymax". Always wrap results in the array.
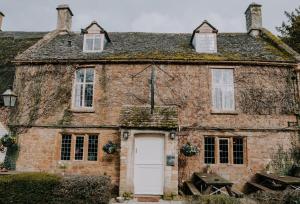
[
  {"xmin": 83, "ymin": 33, "xmax": 104, "ymax": 53},
  {"xmin": 194, "ymin": 33, "xmax": 217, "ymax": 53}
]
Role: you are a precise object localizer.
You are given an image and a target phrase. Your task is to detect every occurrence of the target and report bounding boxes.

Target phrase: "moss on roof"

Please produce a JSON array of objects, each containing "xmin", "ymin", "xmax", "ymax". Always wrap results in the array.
[
  {"xmin": 16, "ymin": 32, "xmax": 297, "ymax": 63},
  {"xmin": 120, "ymin": 106, "xmax": 178, "ymax": 129},
  {"xmin": 0, "ymin": 32, "xmax": 45, "ymax": 93}
]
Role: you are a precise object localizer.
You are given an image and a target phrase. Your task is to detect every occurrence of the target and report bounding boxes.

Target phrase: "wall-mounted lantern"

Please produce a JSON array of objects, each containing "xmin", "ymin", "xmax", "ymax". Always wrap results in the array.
[
  {"xmin": 169, "ymin": 130, "xmax": 176, "ymax": 140},
  {"xmin": 122, "ymin": 130, "xmax": 129, "ymax": 140},
  {"xmin": 1, "ymin": 86, "xmax": 17, "ymax": 107}
]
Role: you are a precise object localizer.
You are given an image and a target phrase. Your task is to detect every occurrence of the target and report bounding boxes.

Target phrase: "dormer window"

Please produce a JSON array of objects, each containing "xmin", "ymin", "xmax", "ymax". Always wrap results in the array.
[
  {"xmin": 191, "ymin": 20, "xmax": 218, "ymax": 53},
  {"xmin": 84, "ymin": 34, "xmax": 102, "ymax": 52},
  {"xmin": 82, "ymin": 21, "xmax": 111, "ymax": 53}
]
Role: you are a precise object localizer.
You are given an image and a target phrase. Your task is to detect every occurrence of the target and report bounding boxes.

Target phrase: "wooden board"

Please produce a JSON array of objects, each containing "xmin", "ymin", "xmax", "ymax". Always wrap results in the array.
[
  {"xmin": 185, "ymin": 181, "xmax": 201, "ymax": 195},
  {"xmin": 194, "ymin": 173, "xmax": 233, "ymax": 186},
  {"xmin": 247, "ymin": 182, "xmax": 274, "ymax": 192},
  {"xmin": 257, "ymin": 172, "xmax": 300, "ymax": 185}
]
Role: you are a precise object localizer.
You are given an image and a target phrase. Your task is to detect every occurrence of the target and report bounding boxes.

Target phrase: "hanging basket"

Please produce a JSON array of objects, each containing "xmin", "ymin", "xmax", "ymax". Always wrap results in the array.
[
  {"xmin": 181, "ymin": 142, "xmax": 199, "ymax": 157},
  {"xmin": 0, "ymin": 135, "xmax": 17, "ymax": 148},
  {"xmin": 102, "ymin": 141, "xmax": 117, "ymax": 154}
]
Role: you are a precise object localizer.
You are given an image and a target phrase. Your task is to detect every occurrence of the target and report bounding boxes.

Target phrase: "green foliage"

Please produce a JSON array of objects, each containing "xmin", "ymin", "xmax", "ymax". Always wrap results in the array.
[
  {"xmin": 122, "ymin": 192, "xmax": 134, "ymax": 200},
  {"xmin": 0, "ymin": 173, "xmax": 112, "ymax": 204},
  {"xmin": 269, "ymin": 145, "xmax": 295, "ymax": 176},
  {"xmin": 1, "ymin": 135, "xmax": 19, "ymax": 170},
  {"xmin": 54, "ymin": 175, "xmax": 112, "ymax": 204},
  {"xmin": 250, "ymin": 189, "xmax": 300, "ymax": 204},
  {"xmin": 277, "ymin": 6, "xmax": 300, "ymax": 53},
  {"xmin": 0, "ymin": 173, "xmax": 61, "ymax": 204},
  {"xmin": 0, "ymin": 134, "xmax": 17, "ymax": 147},
  {"xmin": 188, "ymin": 195, "xmax": 240, "ymax": 204}
]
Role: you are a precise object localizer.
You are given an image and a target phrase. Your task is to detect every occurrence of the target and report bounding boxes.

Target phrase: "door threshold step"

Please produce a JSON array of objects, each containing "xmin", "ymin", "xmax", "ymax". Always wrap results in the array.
[{"xmin": 136, "ymin": 196, "xmax": 161, "ymax": 202}]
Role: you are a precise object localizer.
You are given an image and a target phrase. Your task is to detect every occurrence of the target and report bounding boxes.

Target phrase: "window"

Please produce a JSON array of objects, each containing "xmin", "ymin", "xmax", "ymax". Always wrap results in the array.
[
  {"xmin": 73, "ymin": 68, "xmax": 95, "ymax": 109},
  {"xmin": 75, "ymin": 136, "xmax": 84, "ymax": 160},
  {"xmin": 204, "ymin": 137, "xmax": 245, "ymax": 165},
  {"xmin": 59, "ymin": 134, "xmax": 99, "ymax": 161},
  {"xmin": 197, "ymin": 33, "xmax": 217, "ymax": 53},
  {"xmin": 219, "ymin": 138, "xmax": 229, "ymax": 164},
  {"xmin": 83, "ymin": 34, "xmax": 102, "ymax": 52},
  {"xmin": 233, "ymin": 138, "xmax": 244, "ymax": 164},
  {"xmin": 61, "ymin": 135, "xmax": 72, "ymax": 160},
  {"xmin": 212, "ymin": 69, "xmax": 235, "ymax": 111},
  {"xmin": 88, "ymin": 135, "xmax": 99, "ymax": 161},
  {"xmin": 204, "ymin": 137, "xmax": 215, "ymax": 164}
]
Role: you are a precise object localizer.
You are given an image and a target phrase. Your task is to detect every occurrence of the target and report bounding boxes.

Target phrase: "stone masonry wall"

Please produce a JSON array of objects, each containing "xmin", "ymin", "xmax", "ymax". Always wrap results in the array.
[{"xmin": 12, "ymin": 63, "xmax": 298, "ymax": 190}]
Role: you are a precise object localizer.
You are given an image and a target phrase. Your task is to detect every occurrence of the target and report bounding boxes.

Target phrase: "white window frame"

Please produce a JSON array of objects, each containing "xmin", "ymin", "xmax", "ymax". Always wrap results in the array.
[
  {"xmin": 72, "ymin": 68, "xmax": 95, "ymax": 111},
  {"xmin": 211, "ymin": 68, "xmax": 235, "ymax": 112},
  {"xmin": 194, "ymin": 33, "xmax": 217, "ymax": 53},
  {"xmin": 83, "ymin": 34, "xmax": 103, "ymax": 53}
]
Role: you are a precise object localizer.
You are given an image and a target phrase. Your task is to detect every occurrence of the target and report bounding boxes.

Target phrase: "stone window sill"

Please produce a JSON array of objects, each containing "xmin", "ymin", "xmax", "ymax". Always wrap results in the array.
[
  {"xmin": 210, "ymin": 111, "xmax": 238, "ymax": 115},
  {"xmin": 70, "ymin": 108, "xmax": 95, "ymax": 113}
]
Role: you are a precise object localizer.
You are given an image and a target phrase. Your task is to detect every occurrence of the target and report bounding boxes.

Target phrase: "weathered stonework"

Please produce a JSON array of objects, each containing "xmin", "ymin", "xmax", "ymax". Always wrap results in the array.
[{"xmin": 11, "ymin": 63, "xmax": 298, "ymax": 193}]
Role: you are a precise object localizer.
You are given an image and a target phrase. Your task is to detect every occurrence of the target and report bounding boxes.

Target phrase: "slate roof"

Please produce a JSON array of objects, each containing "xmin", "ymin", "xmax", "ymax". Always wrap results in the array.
[
  {"xmin": 0, "ymin": 32, "xmax": 46, "ymax": 93},
  {"xmin": 16, "ymin": 32, "xmax": 296, "ymax": 63},
  {"xmin": 120, "ymin": 106, "xmax": 178, "ymax": 129}
]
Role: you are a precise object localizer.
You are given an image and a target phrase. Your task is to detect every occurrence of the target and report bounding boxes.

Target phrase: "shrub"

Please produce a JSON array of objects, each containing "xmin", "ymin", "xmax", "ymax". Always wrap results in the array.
[
  {"xmin": 188, "ymin": 195, "xmax": 240, "ymax": 204},
  {"xmin": 0, "ymin": 172, "xmax": 61, "ymax": 204},
  {"xmin": 0, "ymin": 173, "xmax": 112, "ymax": 204},
  {"xmin": 249, "ymin": 189, "xmax": 300, "ymax": 204},
  {"xmin": 54, "ymin": 175, "xmax": 112, "ymax": 204}
]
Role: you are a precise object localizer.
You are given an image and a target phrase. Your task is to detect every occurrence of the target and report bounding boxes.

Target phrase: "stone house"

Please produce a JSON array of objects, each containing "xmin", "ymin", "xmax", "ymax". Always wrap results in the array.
[{"xmin": 0, "ymin": 3, "xmax": 300, "ymax": 195}]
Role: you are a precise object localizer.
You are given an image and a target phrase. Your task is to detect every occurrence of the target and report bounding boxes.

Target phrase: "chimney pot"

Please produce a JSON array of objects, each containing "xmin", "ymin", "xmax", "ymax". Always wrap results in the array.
[
  {"xmin": 0, "ymin": 12, "xmax": 4, "ymax": 31},
  {"xmin": 245, "ymin": 3, "xmax": 262, "ymax": 37},
  {"xmin": 56, "ymin": 4, "xmax": 73, "ymax": 31}
]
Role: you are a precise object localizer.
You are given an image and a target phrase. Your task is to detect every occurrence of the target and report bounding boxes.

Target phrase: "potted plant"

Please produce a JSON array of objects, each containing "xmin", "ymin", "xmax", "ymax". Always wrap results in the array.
[
  {"xmin": 102, "ymin": 141, "xmax": 117, "ymax": 154},
  {"xmin": 181, "ymin": 142, "xmax": 199, "ymax": 157},
  {"xmin": 0, "ymin": 134, "xmax": 17, "ymax": 148}
]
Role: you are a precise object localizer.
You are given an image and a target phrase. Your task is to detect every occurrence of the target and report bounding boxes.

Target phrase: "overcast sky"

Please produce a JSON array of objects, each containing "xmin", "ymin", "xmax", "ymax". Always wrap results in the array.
[{"xmin": 1, "ymin": 0, "xmax": 299, "ymax": 34}]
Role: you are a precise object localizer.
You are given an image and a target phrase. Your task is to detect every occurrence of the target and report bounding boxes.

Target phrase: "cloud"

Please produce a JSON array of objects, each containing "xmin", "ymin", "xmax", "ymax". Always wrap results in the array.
[{"xmin": 130, "ymin": 12, "xmax": 185, "ymax": 33}]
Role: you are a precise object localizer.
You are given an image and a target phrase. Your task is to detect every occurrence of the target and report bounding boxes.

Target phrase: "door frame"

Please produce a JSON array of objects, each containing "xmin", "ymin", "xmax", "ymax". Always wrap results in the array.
[
  {"xmin": 133, "ymin": 134, "xmax": 165, "ymax": 195},
  {"xmin": 119, "ymin": 129, "xmax": 178, "ymax": 196}
]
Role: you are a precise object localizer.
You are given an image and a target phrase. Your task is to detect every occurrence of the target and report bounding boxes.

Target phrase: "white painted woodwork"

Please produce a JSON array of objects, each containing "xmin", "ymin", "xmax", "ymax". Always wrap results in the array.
[{"xmin": 134, "ymin": 135, "xmax": 164, "ymax": 195}]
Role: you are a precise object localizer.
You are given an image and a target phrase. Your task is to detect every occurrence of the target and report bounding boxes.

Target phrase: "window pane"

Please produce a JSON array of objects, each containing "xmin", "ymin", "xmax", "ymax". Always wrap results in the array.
[
  {"xmin": 219, "ymin": 139, "xmax": 229, "ymax": 163},
  {"xmin": 223, "ymin": 69, "xmax": 233, "ymax": 84},
  {"xmin": 75, "ymin": 84, "xmax": 84, "ymax": 107},
  {"xmin": 75, "ymin": 136, "xmax": 84, "ymax": 160},
  {"xmin": 213, "ymin": 87, "xmax": 222, "ymax": 110},
  {"xmin": 88, "ymin": 135, "xmax": 98, "ymax": 161},
  {"xmin": 233, "ymin": 138, "xmax": 244, "ymax": 164},
  {"xmin": 94, "ymin": 36, "xmax": 101, "ymax": 51},
  {"xmin": 73, "ymin": 68, "xmax": 95, "ymax": 108},
  {"xmin": 85, "ymin": 38, "xmax": 94, "ymax": 51},
  {"xmin": 76, "ymin": 69, "xmax": 85, "ymax": 83},
  {"xmin": 86, "ymin": 69, "xmax": 94, "ymax": 82},
  {"xmin": 204, "ymin": 137, "xmax": 215, "ymax": 164},
  {"xmin": 61, "ymin": 135, "xmax": 71, "ymax": 160},
  {"xmin": 212, "ymin": 69, "xmax": 234, "ymax": 111},
  {"xmin": 84, "ymin": 84, "xmax": 93, "ymax": 107},
  {"xmin": 212, "ymin": 69, "xmax": 222, "ymax": 84},
  {"xmin": 224, "ymin": 89, "xmax": 234, "ymax": 110}
]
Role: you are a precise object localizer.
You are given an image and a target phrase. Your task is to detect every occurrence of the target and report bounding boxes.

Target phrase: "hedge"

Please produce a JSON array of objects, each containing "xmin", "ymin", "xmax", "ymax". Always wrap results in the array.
[{"xmin": 0, "ymin": 173, "xmax": 112, "ymax": 204}]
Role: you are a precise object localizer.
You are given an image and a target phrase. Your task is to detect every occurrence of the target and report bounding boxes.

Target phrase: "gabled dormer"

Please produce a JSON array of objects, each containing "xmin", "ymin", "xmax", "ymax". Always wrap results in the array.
[
  {"xmin": 82, "ymin": 21, "xmax": 111, "ymax": 53},
  {"xmin": 191, "ymin": 20, "xmax": 218, "ymax": 53}
]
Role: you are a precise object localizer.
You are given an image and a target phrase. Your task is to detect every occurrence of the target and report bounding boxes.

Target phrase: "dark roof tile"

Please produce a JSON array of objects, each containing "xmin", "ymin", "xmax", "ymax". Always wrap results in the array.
[{"xmin": 16, "ymin": 32, "xmax": 295, "ymax": 62}]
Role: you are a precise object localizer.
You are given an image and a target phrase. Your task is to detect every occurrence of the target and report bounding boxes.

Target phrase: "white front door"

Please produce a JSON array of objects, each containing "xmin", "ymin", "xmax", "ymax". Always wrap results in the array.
[{"xmin": 134, "ymin": 135, "xmax": 164, "ymax": 195}]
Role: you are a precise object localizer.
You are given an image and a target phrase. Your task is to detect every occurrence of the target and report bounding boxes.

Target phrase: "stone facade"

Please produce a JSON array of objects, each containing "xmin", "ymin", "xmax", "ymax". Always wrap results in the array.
[{"xmin": 9, "ymin": 63, "xmax": 298, "ymax": 193}]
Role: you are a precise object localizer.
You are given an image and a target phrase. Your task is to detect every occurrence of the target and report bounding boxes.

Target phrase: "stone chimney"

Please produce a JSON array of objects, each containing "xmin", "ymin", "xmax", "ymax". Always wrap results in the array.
[
  {"xmin": 0, "ymin": 12, "xmax": 4, "ymax": 31},
  {"xmin": 56, "ymin": 4, "xmax": 73, "ymax": 31},
  {"xmin": 245, "ymin": 3, "xmax": 262, "ymax": 37}
]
